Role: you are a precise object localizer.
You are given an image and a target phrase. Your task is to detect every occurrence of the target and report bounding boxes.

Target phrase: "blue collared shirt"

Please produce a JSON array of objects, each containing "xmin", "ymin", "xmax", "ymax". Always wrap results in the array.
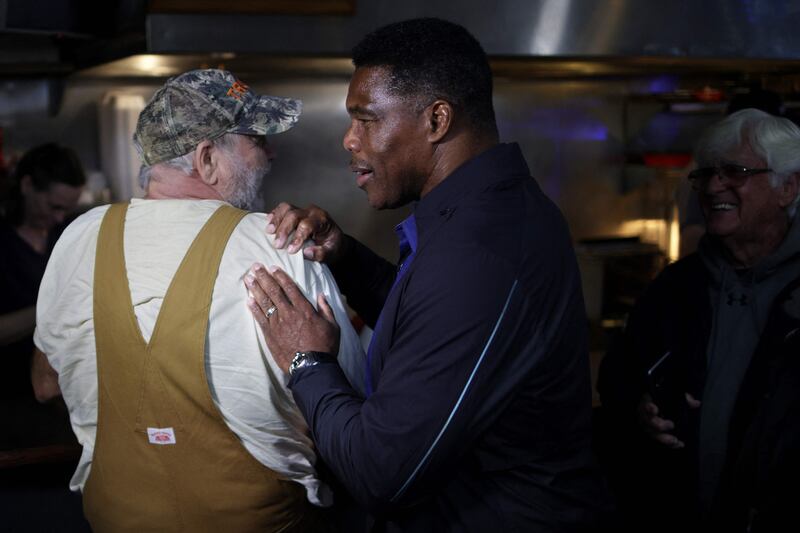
[{"xmin": 364, "ymin": 215, "xmax": 417, "ymax": 397}]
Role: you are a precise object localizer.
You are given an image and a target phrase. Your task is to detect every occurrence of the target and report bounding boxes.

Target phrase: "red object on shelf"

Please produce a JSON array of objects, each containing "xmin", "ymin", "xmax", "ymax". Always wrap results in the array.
[
  {"xmin": 642, "ymin": 153, "xmax": 692, "ymax": 168},
  {"xmin": 693, "ymin": 86, "xmax": 724, "ymax": 102}
]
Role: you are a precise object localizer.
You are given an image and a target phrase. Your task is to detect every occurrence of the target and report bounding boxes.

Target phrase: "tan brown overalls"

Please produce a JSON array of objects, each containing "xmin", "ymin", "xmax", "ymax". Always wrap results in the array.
[{"xmin": 83, "ymin": 203, "xmax": 322, "ymax": 532}]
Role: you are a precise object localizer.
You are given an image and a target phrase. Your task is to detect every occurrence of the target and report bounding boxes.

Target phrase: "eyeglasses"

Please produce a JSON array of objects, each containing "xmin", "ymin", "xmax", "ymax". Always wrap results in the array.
[{"xmin": 687, "ymin": 163, "xmax": 772, "ymax": 190}]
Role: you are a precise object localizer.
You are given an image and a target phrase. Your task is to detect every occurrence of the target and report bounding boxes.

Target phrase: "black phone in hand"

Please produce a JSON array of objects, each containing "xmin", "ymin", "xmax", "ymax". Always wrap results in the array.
[{"xmin": 646, "ymin": 350, "xmax": 689, "ymax": 438}]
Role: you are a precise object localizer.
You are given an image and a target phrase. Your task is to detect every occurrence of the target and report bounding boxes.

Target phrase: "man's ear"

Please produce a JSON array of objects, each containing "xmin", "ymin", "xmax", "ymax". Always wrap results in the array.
[
  {"xmin": 193, "ymin": 140, "xmax": 219, "ymax": 186},
  {"xmin": 426, "ymin": 100, "xmax": 453, "ymax": 143},
  {"xmin": 778, "ymin": 172, "xmax": 800, "ymax": 209}
]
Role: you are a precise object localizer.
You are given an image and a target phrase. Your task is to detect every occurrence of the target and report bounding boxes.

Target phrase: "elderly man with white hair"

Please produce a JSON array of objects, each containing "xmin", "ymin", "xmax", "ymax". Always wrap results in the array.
[
  {"xmin": 32, "ymin": 68, "xmax": 363, "ymax": 532},
  {"xmin": 598, "ymin": 108, "xmax": 800, "ymax": 533}
]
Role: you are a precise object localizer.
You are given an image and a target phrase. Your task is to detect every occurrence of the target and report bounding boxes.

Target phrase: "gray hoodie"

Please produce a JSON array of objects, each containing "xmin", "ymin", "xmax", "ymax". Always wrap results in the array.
[{"xmin": 697, "ymin": 217, "xmax": 800, "ymax": 511}]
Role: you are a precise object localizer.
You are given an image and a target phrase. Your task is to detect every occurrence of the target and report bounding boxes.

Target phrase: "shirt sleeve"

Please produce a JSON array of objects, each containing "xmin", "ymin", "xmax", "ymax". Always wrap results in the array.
[
  {"xmin": 306, "ymin": 259, "xmax": 367, "ymax": 397},
  {"xmin": 289, "ymin": 243, "xmax": 538, "ymax": 511},
  {"xmin": 206, "ymin": 211, "xmax": 368, "ymax": 506},
  {"xmin": 34, "ymin": 206, "xmax": 107, "ymax": 370}
]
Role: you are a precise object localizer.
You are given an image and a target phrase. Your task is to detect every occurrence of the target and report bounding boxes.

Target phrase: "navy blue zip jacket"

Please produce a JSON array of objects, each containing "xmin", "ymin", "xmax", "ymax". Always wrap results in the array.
[{"xmin": 290, "ymin": 143, "xmax": 610, "ymax": 532}]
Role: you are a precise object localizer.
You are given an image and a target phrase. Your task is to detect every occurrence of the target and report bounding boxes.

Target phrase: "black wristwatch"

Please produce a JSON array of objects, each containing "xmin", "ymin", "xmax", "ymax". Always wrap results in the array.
[{"xmin": 288, "ymin": 351, "xmax": 332, "ymax": 376}]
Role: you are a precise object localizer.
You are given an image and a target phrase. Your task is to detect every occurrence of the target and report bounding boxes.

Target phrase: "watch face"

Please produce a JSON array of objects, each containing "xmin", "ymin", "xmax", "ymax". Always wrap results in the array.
[
  {"xmin": 289, "ymin": 353, "xmax": 306, "ymax": 375},
  {"xmin": 290, "ymin": 351, "xmax": 327, "ymax": 375}
]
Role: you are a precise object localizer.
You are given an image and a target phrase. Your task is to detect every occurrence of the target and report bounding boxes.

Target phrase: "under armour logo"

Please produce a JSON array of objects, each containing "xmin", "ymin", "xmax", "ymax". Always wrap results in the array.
[{"xmin": 727, "ymin": 292, "xmax": 748, "ymax": 306}]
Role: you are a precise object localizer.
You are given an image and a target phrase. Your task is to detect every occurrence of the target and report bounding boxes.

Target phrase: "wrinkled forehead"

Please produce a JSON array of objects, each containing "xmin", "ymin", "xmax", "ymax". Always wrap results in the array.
[
  {"xmin": 348, "ymin": 67, "xmax": 394, "ymax": 101},
  {"xmin": 347, "ymin": 65, "xmax": 425, "ymax": 111}
]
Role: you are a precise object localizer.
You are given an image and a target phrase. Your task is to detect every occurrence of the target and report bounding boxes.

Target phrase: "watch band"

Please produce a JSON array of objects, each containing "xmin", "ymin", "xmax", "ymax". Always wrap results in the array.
[{"xmin": 288, "ymin": 351, "xmax": 332, "ymax": 376}]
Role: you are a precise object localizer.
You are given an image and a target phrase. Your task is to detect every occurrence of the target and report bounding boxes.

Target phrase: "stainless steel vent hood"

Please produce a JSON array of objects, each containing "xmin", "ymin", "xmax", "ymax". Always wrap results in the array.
[
  {"xmin": 4, "ymin": 0, "xmax": 800, "ymax": 79},
  {"xmin": 148, "ymin": 0, "xmax": 800, "ymax": 59},
  {"xmin": 0, "ymin": 0, "xmax": 144, "ymax": 76}
]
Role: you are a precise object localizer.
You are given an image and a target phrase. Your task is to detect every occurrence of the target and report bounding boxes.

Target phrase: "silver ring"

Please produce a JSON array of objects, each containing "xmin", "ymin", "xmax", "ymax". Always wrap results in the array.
[{"xmin": 265, "ymin": 305, "xmax": 278, "ymax": 318}]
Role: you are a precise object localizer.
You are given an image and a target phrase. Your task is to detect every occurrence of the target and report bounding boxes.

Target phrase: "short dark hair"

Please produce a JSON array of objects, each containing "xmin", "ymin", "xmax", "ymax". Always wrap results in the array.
[
  {"xmin": 13, "ymin": 143, "xmax": 86, "ymax": 190},
  {"xmin": 352, "ymin": 18, "xmax": 497, "ymax": 135},
  {"xmin": 3, "ymin": 143, "xmax": 85, "ymax": 224}
]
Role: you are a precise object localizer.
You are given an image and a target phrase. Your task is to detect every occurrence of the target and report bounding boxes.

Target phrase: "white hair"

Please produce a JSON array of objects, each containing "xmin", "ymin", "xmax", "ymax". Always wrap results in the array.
[
  {"xmin": 138, "ymin": 133, "xmax": 241, "ymax": 189},
  {"xmin": 695, "ymin": 108, "xmax": 800, "ymax": 218}
]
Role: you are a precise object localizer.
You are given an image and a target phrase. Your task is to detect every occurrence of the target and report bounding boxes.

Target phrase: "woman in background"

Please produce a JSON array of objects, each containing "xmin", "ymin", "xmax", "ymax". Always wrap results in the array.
[
  {"xmin": 0, "ymin": 142, "xmax": 84, "ymax": 449},
  {"xmin": 0, "ymin": 142, "xmax": 89, "ymax": 532},
  {"xmin": 0, "ymin": 143, "xmax": 86, "ymax": 444}
]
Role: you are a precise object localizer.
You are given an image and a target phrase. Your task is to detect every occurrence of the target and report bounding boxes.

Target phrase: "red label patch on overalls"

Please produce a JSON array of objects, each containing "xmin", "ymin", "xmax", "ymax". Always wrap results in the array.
[{"xmin": 147, "ymin": 427, "xmax": 177, "ymax": 445}]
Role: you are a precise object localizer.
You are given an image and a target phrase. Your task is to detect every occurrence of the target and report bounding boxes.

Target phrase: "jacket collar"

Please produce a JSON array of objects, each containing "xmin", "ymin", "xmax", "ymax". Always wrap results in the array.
[{"xmin": 413, "ymin": 142, "xmax": 530, "ymax": 227}]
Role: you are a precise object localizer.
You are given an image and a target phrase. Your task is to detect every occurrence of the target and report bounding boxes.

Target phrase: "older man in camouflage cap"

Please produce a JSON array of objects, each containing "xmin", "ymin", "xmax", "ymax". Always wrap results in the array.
[
  {"xmin": 135, "ymin": 68, "xmax": 302, "ymax": 208},
  {"xmin": 32, "ymin": 69, "xmax": 365, "ymax": 532}
]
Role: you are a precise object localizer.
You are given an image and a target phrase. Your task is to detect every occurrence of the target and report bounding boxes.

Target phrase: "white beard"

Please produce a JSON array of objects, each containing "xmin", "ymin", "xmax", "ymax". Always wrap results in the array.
[{"xmin": 224, "ymin": 158, "xmax": 271, "ymax": 211}]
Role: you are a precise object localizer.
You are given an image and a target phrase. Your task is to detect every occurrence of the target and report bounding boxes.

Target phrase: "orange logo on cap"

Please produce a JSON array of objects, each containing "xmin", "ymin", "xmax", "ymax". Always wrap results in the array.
[{"xmin": 227, "ymin": 80, "xmax": 250, "ymax": 100}]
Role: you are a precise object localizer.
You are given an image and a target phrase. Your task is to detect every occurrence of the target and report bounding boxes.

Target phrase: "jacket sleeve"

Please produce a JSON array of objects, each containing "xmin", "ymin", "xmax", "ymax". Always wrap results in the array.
[
  {"xmin": 289, "ymin": 242, "xmax": 575, "ymax": 512},
  {"xmin": 329, "ymin": 235, "xmax": 396, "ymax": 329}
]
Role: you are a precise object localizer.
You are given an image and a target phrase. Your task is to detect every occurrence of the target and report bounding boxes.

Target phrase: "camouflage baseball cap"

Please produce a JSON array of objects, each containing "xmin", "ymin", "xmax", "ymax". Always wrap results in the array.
[{"xmin": 133, "ymin": 69, "xmax": 302, "ymax": 165}]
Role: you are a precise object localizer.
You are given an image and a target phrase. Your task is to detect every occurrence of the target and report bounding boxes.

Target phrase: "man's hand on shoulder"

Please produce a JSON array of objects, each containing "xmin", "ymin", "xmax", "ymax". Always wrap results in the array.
[
  {"xmin": 245, "ymin": 262, "xmax": 340, "ymax": 374},
  {"xmin": 266, "ymin": 203, "xmax": 349, "ymax": 265}
]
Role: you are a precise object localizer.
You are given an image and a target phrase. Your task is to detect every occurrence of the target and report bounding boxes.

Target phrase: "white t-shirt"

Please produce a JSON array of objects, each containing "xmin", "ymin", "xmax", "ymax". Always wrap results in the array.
[{"xmin": 33, "ymin": 199, "xmax": 365, "ymax": 506}]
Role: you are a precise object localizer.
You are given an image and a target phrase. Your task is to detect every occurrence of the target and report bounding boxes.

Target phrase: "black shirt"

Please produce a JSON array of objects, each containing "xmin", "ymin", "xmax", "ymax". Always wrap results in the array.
[
  {"xmin": 0, "ymin": 218, "xmax": 75, "ymax": 449},
  {"xmin": 0, "ymin": 218, "xmax": 49, "ymax": 399}
]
